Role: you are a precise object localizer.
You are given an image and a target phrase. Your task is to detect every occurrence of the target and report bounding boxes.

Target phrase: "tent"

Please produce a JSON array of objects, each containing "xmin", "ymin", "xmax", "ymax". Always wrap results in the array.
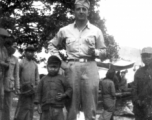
[{"xmin": 96, "ymin": 59, "xmax": 135, "ymax": 71}]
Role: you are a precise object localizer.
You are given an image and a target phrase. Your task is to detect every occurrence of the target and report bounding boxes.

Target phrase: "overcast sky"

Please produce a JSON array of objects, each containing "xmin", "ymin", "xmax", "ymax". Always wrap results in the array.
[{"xmin": 99, "ymin": 0, "xmax": 152, "ymax": 49}]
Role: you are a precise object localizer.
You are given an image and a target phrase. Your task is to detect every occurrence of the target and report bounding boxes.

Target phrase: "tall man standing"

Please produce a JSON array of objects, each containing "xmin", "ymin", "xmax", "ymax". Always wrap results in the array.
[
  {"xmin": 133, "ymin": 47, "xmax": 152, "ymax": 120},
  {"xmin": 48, "ymin": 0, "xmax": 106, "ymax": 120}
]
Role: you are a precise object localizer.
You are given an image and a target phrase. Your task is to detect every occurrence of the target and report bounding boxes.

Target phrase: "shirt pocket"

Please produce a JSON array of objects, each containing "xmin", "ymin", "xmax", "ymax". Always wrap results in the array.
[
  {"xmin": 85, "ymin": 36, "xmax": 96, "ymax": 47},
  {"xmin": 66, "ymin": 38, "xmax": 78, "ymax": 52}
]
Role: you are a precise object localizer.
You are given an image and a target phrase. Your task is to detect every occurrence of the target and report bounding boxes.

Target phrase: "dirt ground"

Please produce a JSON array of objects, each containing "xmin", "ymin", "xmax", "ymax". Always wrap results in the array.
[{"xmin": 11, "ymin": 95, "xmax": 135, "ymax": 120}]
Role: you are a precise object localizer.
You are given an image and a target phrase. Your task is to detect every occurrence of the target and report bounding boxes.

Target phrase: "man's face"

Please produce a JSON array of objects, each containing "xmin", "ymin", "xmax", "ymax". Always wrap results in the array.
[
  {"xmin": 141, "ymin": 53, "xmax": 152, "ymax": 66},
  {"xmin": 74, "ymin": 5, "xmax": 89, "ymax": 21},
  {"xmin": 47, "ymin": 64, "xmax": 60, "ymax": 76}
]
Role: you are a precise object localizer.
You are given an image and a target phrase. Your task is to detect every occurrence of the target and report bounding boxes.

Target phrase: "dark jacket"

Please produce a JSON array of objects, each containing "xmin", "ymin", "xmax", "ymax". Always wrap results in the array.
[
  {"xmin": 133, "ymin": 65, "xmax": 152, "ymax": 102},
  {"xmin": 99, "ymin": 79, "xmax": 116, "ymax": 112},
  {"xmin": 34, "ymin": 74, "xmax": 72, "ymax": 108}
]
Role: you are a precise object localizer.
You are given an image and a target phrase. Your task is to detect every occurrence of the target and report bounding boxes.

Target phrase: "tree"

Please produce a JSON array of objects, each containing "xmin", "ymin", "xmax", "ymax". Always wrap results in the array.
[{"xmin": 0, "ymin": 0, "xmax": 119, "ymax": 61}]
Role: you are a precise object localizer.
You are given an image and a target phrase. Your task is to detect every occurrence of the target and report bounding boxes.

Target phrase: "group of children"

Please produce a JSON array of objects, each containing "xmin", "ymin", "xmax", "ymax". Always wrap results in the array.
[
  {"xmin": 14, "ymin": 47, "xmax": 72, "ymax": 120},
  {"xmin": 0, "ymin": 39, "xmax": 71, "ymax": 120}
]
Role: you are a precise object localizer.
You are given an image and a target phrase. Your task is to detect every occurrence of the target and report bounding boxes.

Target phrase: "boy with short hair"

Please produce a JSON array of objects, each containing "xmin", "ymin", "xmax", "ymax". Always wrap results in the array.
[
  {"xmin": 34, "ymin": 55, "xmax": 72, "ymax": 120},
  {"xmin": 14, "ymin": 46, "xmax": 40, "ymax": 120}
]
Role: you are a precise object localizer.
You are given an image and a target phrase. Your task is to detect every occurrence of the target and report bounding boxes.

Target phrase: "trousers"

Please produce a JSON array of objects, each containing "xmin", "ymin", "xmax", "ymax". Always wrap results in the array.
[
  {"xmin": 41, "ymin": 107, "xmax": 64, "ymax": 120},
  {"xmin": 66, "ymin": 61, "xmax": 99, "ymax": 120},
  {"xmin": 2, "ymin": 91, "xmax": 12, "ymax": 120},
  {"xmin": 14, "ymin": 94, "xmax": 35, "ymax": 120}
]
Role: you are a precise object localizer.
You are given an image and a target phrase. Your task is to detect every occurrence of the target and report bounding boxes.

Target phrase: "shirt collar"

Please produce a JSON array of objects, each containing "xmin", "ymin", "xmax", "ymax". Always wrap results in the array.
[{"xmin": 73, "ymin": 21, "xmax": 91, "ymax": 29}]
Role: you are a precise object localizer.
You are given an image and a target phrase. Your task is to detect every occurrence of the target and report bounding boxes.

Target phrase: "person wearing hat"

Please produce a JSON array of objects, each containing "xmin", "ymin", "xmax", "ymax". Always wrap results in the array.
[
  {"xmin": 2, "ymin": 41, "xmax": 20, "ymax": 120},
  {"xmin": 34, "ymin": 55, "xmax": 72, "ymax": 120},
  {"xmin": 0, "ymin": 28, "xmax": 10, "ymax": 120},
  {"xmin": 48, "ymin": 0, "xmax": 106, "ymax": 119},
  {"xmin": 14, "ymin": 46, "xmax": 40, "ymax": 120},
  {"xmin": 132, "ymin": 47, "xmax": 152, "ymax": 120}
]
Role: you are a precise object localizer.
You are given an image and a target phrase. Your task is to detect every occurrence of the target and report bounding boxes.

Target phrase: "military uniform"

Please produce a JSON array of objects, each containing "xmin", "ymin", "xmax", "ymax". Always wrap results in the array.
[
  {"xmin": 133, "ymin": 47, "xmax": 152, "ymax": 120},
  {"xmin": 133, "ymin": 65, "xmax": 152, "ymax": 120}
]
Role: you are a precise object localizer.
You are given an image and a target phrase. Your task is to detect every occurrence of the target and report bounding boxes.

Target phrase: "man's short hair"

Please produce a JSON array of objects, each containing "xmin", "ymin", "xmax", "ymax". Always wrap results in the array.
[{"xmin": 47, "ymin": 55, "xmax": 61, "ymax": 66}]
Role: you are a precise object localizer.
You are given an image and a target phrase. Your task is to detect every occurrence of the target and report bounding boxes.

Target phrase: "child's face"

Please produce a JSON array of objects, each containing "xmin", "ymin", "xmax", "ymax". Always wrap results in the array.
[
  {"xmin": 25, "ymin": 51, "xmax": 34, "ymax": 60},
  {"xmin": 47, "ymin": 64, "xmax": 60, "ymax": 76}
]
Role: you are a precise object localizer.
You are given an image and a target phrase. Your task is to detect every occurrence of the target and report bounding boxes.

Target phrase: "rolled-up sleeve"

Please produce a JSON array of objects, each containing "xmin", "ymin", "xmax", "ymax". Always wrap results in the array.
[
  {"xmin": 96, "ymin": 29, "xmax": 106, "ymax": 49},
  {"xmin": 94, "ymin": 29, "xmax": 107, "ymax": 58},
  {"xmin": 48, "ymin": 29, "xmax": 64, "ymax": 55}
]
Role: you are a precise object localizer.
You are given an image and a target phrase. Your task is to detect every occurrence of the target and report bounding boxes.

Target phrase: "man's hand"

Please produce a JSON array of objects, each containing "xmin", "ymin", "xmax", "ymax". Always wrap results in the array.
[
  {"xmin": 88, "ymin": 48, "xmax": 95, "ymax": 57},
  {"xmin": 56, "ymin": 93, "xmax": 66, "ymax": 101},
  {"xmin": 15, "ymin": 89, "xmax": 20, "ymax": 95}
]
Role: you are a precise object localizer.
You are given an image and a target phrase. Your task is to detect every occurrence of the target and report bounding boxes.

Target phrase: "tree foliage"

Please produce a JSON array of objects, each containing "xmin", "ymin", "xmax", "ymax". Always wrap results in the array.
[{"xmin": 0, "ymin": 0, "xmax": 119, "ymax": 61}]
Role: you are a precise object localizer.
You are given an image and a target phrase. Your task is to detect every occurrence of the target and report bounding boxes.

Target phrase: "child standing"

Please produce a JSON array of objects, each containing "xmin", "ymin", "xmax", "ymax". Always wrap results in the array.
[
  {"xmin": 34, "ymin": 55, "xmax": 72, "ymax": 120},
  {"xmin": 14, "ymin": 46, "xmax": 40, "ymax": 120}
]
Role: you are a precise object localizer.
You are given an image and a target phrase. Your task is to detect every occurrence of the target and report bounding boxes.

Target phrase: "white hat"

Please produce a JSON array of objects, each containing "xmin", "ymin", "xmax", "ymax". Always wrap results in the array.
[{"xmin": 142, "ymin": 47, "xmax": 152, "ymax": 54}]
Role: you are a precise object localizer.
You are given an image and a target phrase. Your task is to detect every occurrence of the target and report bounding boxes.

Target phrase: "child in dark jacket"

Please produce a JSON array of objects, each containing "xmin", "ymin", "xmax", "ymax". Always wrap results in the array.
[{"xmin": 34, "ymin": 55, "xmax": 72, "ymax": 120}]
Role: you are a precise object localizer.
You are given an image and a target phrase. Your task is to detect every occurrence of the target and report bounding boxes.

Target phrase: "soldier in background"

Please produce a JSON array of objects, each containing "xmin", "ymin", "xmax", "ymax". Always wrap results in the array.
[
  {"xmin": 0, "ymin": 28, "xmax": 10, "ymax": 120},
  {"xmin": 133, "ymin": 47, "xmax": 152, "ymax": 120}
]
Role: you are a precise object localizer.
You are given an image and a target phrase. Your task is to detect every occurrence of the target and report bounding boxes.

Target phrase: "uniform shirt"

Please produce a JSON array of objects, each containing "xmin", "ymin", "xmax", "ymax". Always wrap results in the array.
[
  {"xmin": 34, "ymin": 74, "xmax": 72, "ymax": 108},
  {"xmin": 48, "ymin": 21, "xmax": 106, "ymax": 59},
  {"xmin": 4, "ymin": 55, "xmax": 19, "ymax": 91},
  {"xmin": 99, "ymin": 78, "xmax": 116, "ymax": 98},
  {"xmin": 19, "ymin": 58, "xmax": 39, "ymax": 86},
  {"xmin": 133, "ymin": 65, "xmax": 152, "ymax": 102}
]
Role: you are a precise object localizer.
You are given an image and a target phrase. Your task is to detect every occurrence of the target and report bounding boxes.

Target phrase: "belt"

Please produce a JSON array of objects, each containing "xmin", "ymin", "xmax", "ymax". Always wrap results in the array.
[{"xmin": 68, "ymin": 58, "xmax": 94, "ymax": 62}]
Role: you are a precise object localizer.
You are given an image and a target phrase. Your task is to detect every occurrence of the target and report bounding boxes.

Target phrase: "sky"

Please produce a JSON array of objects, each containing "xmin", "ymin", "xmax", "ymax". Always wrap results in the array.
[{"xmin": 99, "ymin": 0, "xmax": 152, "ymax": 49}]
